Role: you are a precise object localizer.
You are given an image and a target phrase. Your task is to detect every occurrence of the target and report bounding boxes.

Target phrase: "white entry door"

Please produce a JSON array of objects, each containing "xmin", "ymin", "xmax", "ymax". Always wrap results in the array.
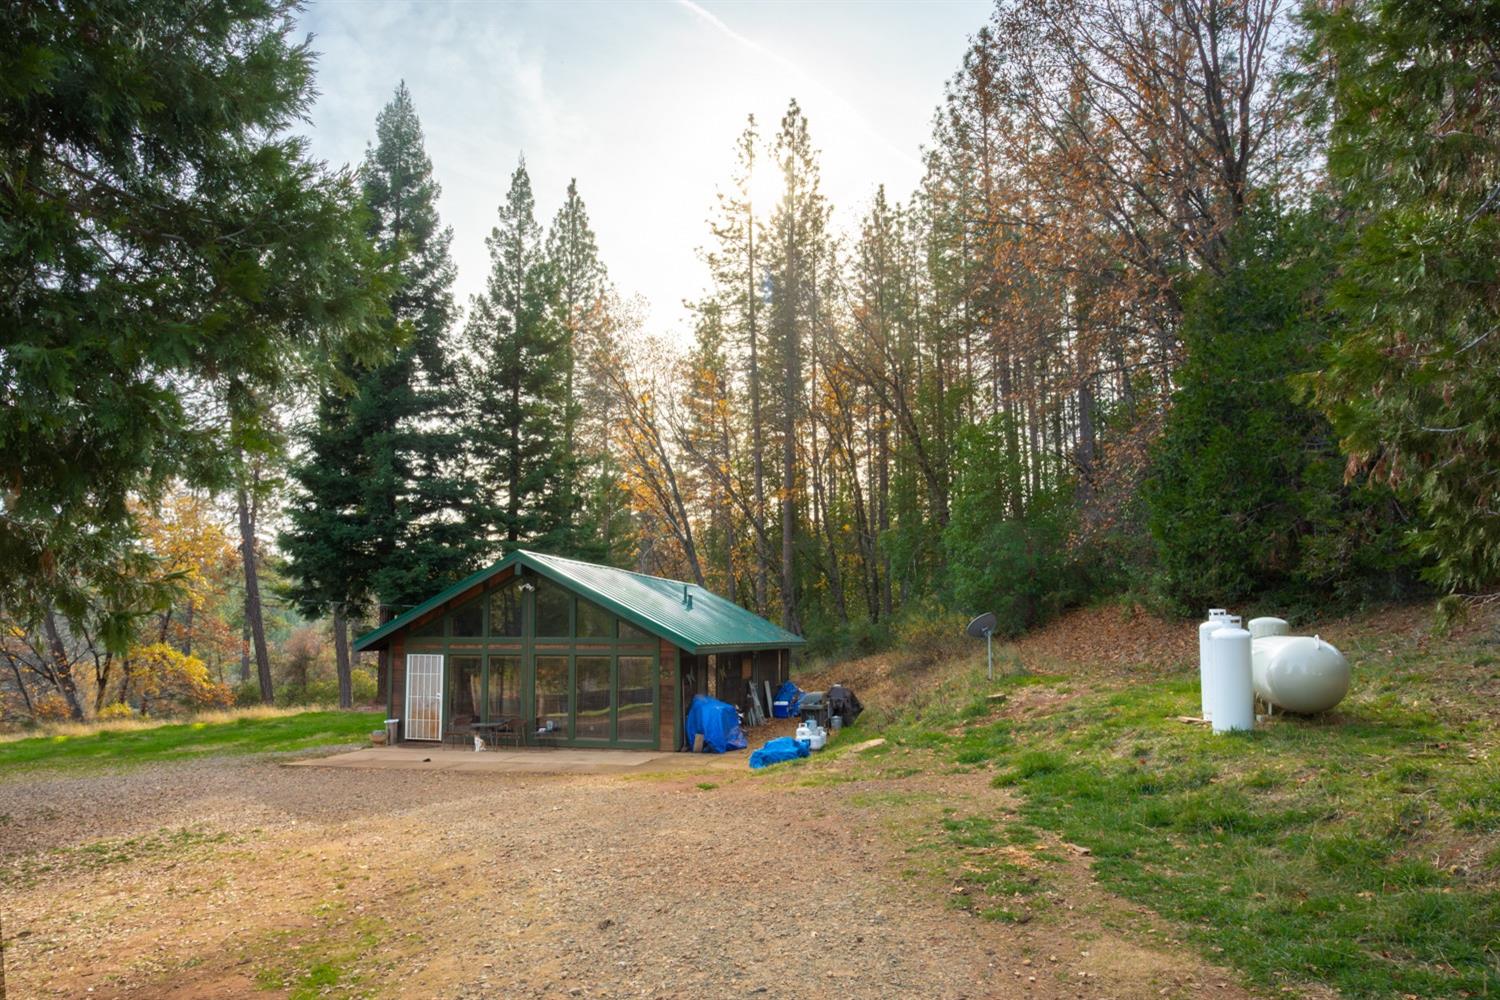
[{"xmin": 405, "ymin": 654, "xmax": 444, "ymax": 741}]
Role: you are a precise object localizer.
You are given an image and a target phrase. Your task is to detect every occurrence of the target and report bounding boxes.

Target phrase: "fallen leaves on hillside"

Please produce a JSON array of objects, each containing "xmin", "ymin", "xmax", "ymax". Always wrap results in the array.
[{"xmin": 1006, "ymin": 602, "xmax": 1196, "ymax": 676}]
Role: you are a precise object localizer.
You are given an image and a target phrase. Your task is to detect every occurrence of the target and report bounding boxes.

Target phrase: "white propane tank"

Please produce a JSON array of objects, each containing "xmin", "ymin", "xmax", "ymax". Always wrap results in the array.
[
  {"xmin": 795, "ymin": 722, "xmax": 812, "ymax": 744},
  {"xmin": 1206, "ymin": 626, "xmax": 1254, "ymax": 734},
  {"xmin": 809, "ymin": 726, "xmax": 827, "ymax": 751},
  {"xmin": 1198, "ymin": 609, "xmax": 1231, "ymax": 719},
  {"xmin": 1251, "ymin": 635, "xmax": 1350, "ymax": 714},
  {"xmin": 1248, "ymin": 616, "xmax": 1290, "ymax": 639}
]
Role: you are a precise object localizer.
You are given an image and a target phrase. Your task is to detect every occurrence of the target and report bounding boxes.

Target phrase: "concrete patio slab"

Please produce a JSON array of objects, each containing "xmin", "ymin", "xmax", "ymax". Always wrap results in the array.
[{"xmin": 285, "ymin": 745, "xmax": 744, "ymax": 775}]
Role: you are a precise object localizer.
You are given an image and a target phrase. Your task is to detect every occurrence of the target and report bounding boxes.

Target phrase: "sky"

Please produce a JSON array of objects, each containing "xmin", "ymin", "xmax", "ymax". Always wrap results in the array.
[{"xmin": 296, "ymin": 0, "xmax": 992, "ymax": 338}]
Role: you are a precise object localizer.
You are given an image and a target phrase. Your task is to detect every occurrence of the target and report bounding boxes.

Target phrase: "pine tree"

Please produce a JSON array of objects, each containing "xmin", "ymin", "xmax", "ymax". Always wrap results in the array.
[
  {"xmin": 705, "ymin": 115, "xmax": 772, "ymax": 614},
  {"xmin": 546, "ymin": 179, "xmax": 615, "ymax": 559},
  {"xmin": 282, "ymin": 82, "xmax": 480, "ymax": 646},
  {"xmin": 0, "ymin": 0, "xmax": 389, "ymax": 636},
  {"xmin": 279, "ymin": 373, "xmax": 369, "ymax": 705},
  {"xmin": 1308, "ymin": 0, "xmax": 1500, "ymax": 592},
  {"xmin": 464, "ymin": 159, "xmax": 572, "ymax": 550},
  {"xmin": 764, "ymin": 99, "xmax": 831, "ymax": 635}
]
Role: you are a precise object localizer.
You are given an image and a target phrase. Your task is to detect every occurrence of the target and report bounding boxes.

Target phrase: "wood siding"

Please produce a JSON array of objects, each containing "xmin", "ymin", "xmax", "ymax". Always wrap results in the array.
[
  {"xmin": 390, "ymin": 636, "xmax": 405, "ymax": 735},
  {"xmin": 659, "ymin": 639, "xmax": 678, "ymax": 751}
]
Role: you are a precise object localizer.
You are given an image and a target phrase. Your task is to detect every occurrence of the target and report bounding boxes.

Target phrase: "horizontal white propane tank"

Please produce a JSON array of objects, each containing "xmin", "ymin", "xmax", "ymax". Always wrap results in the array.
[
  {"xmin": 1207, "ymin": 626, "xmax": 1254, "ymax": 734},
  {"xmin": 1247, "ymin": 617, "xmax": 1290, "ymax": 639},
  {"xmin": 1251, "ymin": 635, "xmax": 1350, "ymax": 714},
  {"xmin": 1198, "ymin": 609, "xmax": 1231, "ymax": 719}
]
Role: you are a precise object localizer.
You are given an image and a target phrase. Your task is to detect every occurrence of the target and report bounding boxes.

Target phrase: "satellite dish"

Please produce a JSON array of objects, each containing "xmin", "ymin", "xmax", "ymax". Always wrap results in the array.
[{"xmin": 966, "ymin": 612, "xmax": 997, "ymax": 639}]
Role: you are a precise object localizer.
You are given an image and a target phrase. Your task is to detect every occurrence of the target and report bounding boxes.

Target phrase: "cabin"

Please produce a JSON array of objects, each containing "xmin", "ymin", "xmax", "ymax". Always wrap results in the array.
[{"xmin": 353, "ymin": 550, "xmax": 804, "ymax": 750}]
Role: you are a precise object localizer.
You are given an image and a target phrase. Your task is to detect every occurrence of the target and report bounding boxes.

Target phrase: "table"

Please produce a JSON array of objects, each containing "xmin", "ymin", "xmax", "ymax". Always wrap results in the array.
[{"xmin": 468, "ymin": 718, "xmax": 520, "ymax": 749}]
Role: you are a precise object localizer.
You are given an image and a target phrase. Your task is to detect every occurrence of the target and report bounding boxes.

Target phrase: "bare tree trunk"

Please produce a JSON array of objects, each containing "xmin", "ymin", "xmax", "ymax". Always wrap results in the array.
[
  {"xmin": 237, "ymin": 483, "xmax": 273, "ymax": 705},
  {"xmin": 180, "ymin": 602, "xmax": 194, "ymax": 656},
  {"xmin": 748, "ymin": 219, "xmax": 769, "ymax": 616},
  {"xmin": 333, "ymin": 605, "xmax": 352, "ymax": 709},
  {"xmin": 6, "ymin": 654, "xmax": 35, "ymax": 717},
  {"xmin": 239, "ymin": 597, "xmax": 251, "ymax": 685},
  {"xmin": 42, "ymin": 610, "xmax": 86, "ymax": 721}
]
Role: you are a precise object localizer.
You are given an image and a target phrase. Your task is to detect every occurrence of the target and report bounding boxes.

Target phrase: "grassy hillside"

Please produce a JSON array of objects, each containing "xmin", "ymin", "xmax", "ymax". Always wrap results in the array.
[{"xmin": 800, "ymin": 600, "xmax": 1500, "ymax": 997}]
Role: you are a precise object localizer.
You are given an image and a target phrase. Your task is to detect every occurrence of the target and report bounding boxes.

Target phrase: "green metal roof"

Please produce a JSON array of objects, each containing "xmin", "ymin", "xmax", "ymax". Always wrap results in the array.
[{"xmin": 352, "ymin": 549, "xmax": 804, "ymax": 655}]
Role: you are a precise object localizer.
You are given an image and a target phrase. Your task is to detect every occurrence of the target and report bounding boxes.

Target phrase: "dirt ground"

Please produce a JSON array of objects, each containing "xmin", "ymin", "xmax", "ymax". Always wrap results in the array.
[{"xmin": 0, "ymin": 743, "xmax": 1275, "ymax": 1000}]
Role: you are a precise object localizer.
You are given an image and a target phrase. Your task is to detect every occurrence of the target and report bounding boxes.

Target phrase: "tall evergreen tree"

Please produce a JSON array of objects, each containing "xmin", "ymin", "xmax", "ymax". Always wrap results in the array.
[
  {"xmin": 764, "ymin": 100, "xmax": 831, "ymax": 635},
  {"xmin": 546, "ymin": 179, "xmax": 615, "ymax": 558},
  {"xmin": 464, "ymin": 159, "xmax": 572, "ymax": 550},
  {"xmin": 1307, "ymin": 0, "xmax": 1500, "ymax": 592},
  {"xmin": 0, "ymin": 0, "xmax": 389, "ymax": 641},
  {"xmin": 705, "ymin": 116, "xmax": 772, "ymax": 614},
  {"xmin": 282, "ymin": 82, "xmax": 480, "ymax": 653}
]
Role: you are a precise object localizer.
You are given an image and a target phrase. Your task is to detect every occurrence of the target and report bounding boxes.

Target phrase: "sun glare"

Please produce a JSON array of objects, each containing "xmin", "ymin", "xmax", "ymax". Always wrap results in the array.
[{"xmin": 748, "ymin": 163, "xmax": 784, "ymax": 216}]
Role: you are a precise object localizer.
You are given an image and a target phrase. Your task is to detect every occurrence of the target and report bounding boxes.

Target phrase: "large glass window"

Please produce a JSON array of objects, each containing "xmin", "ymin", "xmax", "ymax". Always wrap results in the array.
[
  {"xmin": 535, "ymin": 655, "xmax": 570, "ymax": 737},
  {"xmin": 576, "ymin": 600, "xmax": 612, "ymax": 639},
  {"xmin": 619, "ymin": 619, "xmax": 653, "ymax": 643},
  {"xmin": 534, "ymin": 579, "xmax": 571, "ymax": 636},
  {"xmin": 574, "ymin": 657, "xmax": 612, "ymax": 740},
  {"xmin": 451, "ymin": 599, "xmax": 484, "ymax": 637},
  {"xmin": 489, "ymin": 579, "xmax": 523, "ymax": 637},
  {"xmin": 448, "ymin": 655, "xmax": 482, "ymax": 731},
  {"xmin": 412, "ymin": 614, "xmax": 444, "ymax": 638},
  {"xmin": 617, "ymin": 656, "xmax": 655, "ymax": 742},
  {"xmin": 487, "ymin": 655, "xmax": 520, "ymax": 721}
]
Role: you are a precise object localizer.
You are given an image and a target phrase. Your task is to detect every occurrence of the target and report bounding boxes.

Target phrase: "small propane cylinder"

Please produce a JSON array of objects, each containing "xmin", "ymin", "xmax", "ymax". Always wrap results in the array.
[
  {"xmin": 795, "ymin": 722, "xmax": 812, "ymax": 744},
  {"xmin": 808, "ymin": 727, "xmax": 827, "ymax": 751}
]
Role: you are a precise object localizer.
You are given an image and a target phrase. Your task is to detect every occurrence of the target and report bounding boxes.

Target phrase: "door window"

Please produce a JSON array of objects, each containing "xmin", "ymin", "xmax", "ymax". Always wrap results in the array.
[
  {"xmin": 617, "ymin": 656, "xmax": 655, "ymax": 743},
  {"xmin": 487, "ymin": 655, "xmax": 520, "ymax": 721},
  {"xmin": 535, "ymin": 655, "xmax": 569, "ymax": 737}
]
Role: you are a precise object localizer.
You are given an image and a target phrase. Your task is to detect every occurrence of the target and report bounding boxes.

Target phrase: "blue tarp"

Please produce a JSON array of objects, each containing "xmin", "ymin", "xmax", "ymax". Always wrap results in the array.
[
  {"xmin": 774, "ymin": 680, "xmax": 803, "ymax": 714},
  {"xmin": 684, "ymin": 694, "xmax": 747, "ymax": 753},
  {"xmin": 749, "ymin": 736, "xmax": 811, "ymax": 769}
]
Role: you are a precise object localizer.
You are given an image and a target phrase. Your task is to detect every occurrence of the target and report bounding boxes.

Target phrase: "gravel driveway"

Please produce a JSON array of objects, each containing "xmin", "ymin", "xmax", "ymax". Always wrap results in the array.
[{"xmin": 0, "ymin": 751, "xmax": 1260, "ymax": 999}]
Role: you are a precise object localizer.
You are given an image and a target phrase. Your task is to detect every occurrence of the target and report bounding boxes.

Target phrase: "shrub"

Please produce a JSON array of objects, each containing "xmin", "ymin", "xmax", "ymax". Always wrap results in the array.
[
  {"xmin": 32, "ymin": 693, "xmax": 74, "ymax": 721},
  {"xmin": 97, "ymin": 702, "xmax": 136, "ymax": 720},
  {"xmin": 891, "ymin": 598, "xmax": 970, "ymax": 671},
  {"xmin": 1142, "ymin": 206, "xmax": 1419, "ymax": 613}
]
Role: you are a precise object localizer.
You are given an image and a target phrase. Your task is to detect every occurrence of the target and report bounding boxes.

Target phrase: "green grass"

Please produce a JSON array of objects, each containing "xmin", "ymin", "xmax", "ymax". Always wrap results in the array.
[
  {"xmin": 6, "ymin": 827, "xmax": 237, "ymax": 889},
  {"xmin": 876, "ymin": 629, "xmax": 1500, "ymax": 998},
  {"xmin": 250, "ymin": 906, "xmax": 386, "ymax": 999},
  {"xmin": 0, "ymin": 710, "xmax": 379, "ymax": 773}
]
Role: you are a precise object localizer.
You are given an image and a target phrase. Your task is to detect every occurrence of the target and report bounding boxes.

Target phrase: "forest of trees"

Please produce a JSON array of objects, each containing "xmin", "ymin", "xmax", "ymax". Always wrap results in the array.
[{"xmin": 2, "ymin": 0, "xmax": 1496, "ymax": 720}]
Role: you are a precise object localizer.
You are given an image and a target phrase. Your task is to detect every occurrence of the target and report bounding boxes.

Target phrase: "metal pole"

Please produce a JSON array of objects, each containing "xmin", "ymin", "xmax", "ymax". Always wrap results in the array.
[{"xmin": 986, "ymin": 630, "xmax": 993, "ymax": 682}]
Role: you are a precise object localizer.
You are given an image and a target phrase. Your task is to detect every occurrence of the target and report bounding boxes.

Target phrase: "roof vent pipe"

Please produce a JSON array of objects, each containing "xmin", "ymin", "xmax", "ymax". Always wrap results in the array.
[{"xmin": 683, "ymin": 585, "xmax": 693, "ymax": 610}]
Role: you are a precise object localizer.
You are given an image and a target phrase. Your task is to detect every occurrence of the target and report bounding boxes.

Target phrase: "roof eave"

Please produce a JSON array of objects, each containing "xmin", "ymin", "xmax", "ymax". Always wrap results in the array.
[
  {"xmin": 350, "ymin": 549, "xmax": 807, "ymax": 655},
  {"xmin": 351, "ymin": 551, "xmax": 525, "ymax": 652},
  {"xmin": 685, "ymin": 640, "xmax": 806, "ymax": 655}
]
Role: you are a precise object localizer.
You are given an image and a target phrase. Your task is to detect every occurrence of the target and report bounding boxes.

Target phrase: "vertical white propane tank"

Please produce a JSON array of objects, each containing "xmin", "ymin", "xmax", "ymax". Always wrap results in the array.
[
  {"xmin": 1198, "ymin": 609, "xmax": 1231, "ymax": 719},
  {"xmin": 1207, "ymin": 626, "xmax": 1254, "ymax": 733},
  {"xmin": 1248, "ymin": 617, "xmax": 1290, "ymax": 639}
]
